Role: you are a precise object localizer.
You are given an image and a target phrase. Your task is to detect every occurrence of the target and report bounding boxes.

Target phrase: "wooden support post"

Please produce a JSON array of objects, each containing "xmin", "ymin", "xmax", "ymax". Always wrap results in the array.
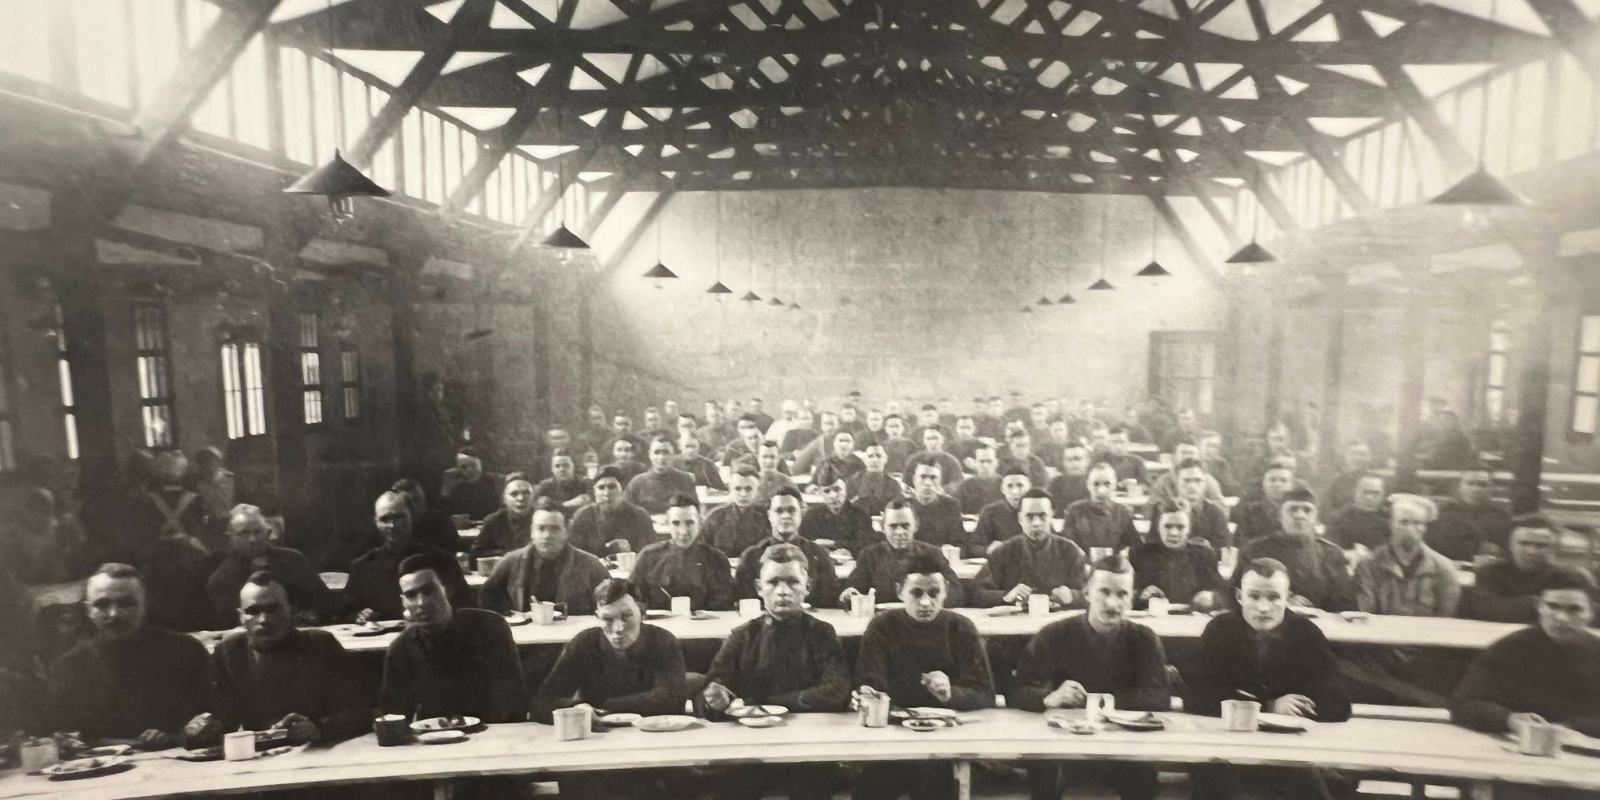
[
  {"xmin": 263, "ymin": 217, "xmax": 312, "ymax": 550},
  {"xmin": 1265, "ymin": 300, "xmax": 1286, "ymax": 425},
  {"xmin": 953, "ymin": 760, "xmax": 972, "ymax": 800},
  {"xmin": 1321, "ymin": 291, "xmax": 1347, "ymax": 474},
  {"xmin": 1394, "ymin": 296, "xmax": 1428, "ymax": 493},
  {"xmin": 390, "ymin": 251, "xmax": 427, "ymax": 483},
  {"xmin": 1508, "ymin": 244, "xmax": 1570, "ymax": 513}
]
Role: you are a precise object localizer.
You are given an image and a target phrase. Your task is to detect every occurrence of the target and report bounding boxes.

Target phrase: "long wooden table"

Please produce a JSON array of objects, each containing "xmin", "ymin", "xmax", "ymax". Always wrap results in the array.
[
  {"xmin": 194, "ymin": 608, "xmax": 1526, "ymax": 655},
  {"xmin": 3, "ymin": 710, "xmax": 1594, "ymax": 800}
]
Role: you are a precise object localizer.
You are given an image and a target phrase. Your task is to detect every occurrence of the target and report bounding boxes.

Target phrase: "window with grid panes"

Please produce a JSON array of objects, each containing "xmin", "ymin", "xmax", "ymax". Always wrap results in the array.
[
  {"xmin": 221, "ymin": 335, "xmax": 267, "ymax": 439},
  {"xmin": 300, "ymin": 313, "xmax": 324, "ymax": 425},
  {"xmin": 134, "ymin": 305, "xmax": 176, "ymax": 447},
  {"xmin": 1485, "ymin": 321, "xmax": 1510, "ymax": 424},
  {"xmin": 340, "ymin": 346, "xmax": 361, "ymax": 420},
  {"xmin": 54, "ymin": 305, "xmax": 78, "ymax": 459},
  {"xmin": 1573, "ymin": 315, "xmax": 1600, "ymax": 436}
]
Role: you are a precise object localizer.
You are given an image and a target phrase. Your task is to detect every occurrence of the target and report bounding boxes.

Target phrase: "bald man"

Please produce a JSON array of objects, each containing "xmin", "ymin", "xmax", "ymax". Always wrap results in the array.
[
  {"xmin": 345, "ymin": 491, "xmax": 473, "ymax": 622},
  {"xmin": 205, "ymin": 504, "xmax": 335, "ymax": 627}
]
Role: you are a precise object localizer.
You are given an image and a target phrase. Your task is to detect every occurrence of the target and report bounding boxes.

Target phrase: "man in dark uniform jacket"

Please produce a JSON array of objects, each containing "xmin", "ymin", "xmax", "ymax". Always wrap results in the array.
[{"xmin": 346, "ymin": 492, "xmax": 472, "ymax": 622}]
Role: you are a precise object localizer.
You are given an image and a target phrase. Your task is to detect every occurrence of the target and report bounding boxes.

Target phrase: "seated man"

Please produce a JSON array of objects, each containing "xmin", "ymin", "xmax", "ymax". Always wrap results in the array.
[
  {"xmin": 953, "ymin": 445, "xmax": 1004, "ymax": 515},
  {"xmin": 1147, "ymin": 459, "xmax": 1230, "ymax": 549},
  {"xmin": 533, "ymin": 449, "xmax": 593, "ymax": 519},
  {"xmin": 735, "ymin": 489, "xmax": 840, "ymax": 609},
  {"xmin": 439, "ymin": 454, "xmax": 500, "ymax": 521},
  {"xmin": 1427, "ymin": 469, "xmax": 1513, "ymax": 562},
  {"xmin": 1060, "ymin": 462, "xmax": 1141, "ymax": 552},
  {"xmin": 703, "ymin": 543, "xmax": 849, "ymax": 800},
  {"xmin": 203, "ymin": 571, "xmax": 366, "ymax": 743},
  {"xmin": 570, "ymin": 467, "xmax": 656, "ymax": 555},
  {"xmin": 393, "ymin": 477, "xmax": 465, "ymax": 553},
  {"xmin": 798, "ymin": 465, "xmax": 875, "ymax": 557},
  {"xmin": 1128, "ymin": 500, "xmax": 1225, "ymax": 612},
  {"xmin": 971, "ymin": 468, "xmax": 1033, "ymax": 556},
  {"xmin": 1451, "ymin": 569, "xmax": 1600, "ymax": 738},
  {"xmin": 606, "ymin": 440, "xmax": 649, "ymax": 488},
  {"xmin": 1354, "ymin": 494, "xmax": 1462, "ymax": 617},
  {"xmin": 51, "ymin": 563, "xmax": 208, "ymax": 748},
  {"xmin": 1465, "ymin": 517, "xmax": 1580, "ymax": 623},
  {"xmin": 205, "ymin": 504, "xmax": 335, "ymax": 627},
  {"xmin": 1185, "ymin": 558, "xmax": 1352, "ymax": 800},
  {"xmin": 847, "ymin": 443, "xmax": 905, "ymax": 517},
  {"xmin": 471, "ymin": 472, "xmax": 537, "ymax": 558},
  {"xmin": 751, "ymin": 440, "xmax": 797, "ymax": 504},
  {"xmin": 601, "ymin": 414, "xmax": 648, "ymax": 467},
  {"xmin": 912, "ymin": 428, "xmax": 965, "ymax": 492},
  {"xmin": 675, "ymin": 436, "xmax": 727, "ymax": 491},
  {"xmin": 481, "ymin": 498, "xmax": 612, "ymax": 616},
  {"xmin": 1238, "ymin": 488, "xmax": 1355, "ymax": 612},
  {"xmin": 631, "ymin": 494, "xmax": 734, "ymax": 612},
  {"xmin": 855, "ymin": 554, "xmax": 995, "ymax": 800},
  {"xmin": 1324, "ymin": 473, "xmax": 1390, "ymax": 551},
  {"xmin": 971, "ymin": 491, "xmax": 1086, "ymax": 609},
  {"xmin": 1103, "ymin": 427, "xmax": 1149, "ymax": 487},
  {"xmin": 842, "ymin": 499, "xmax": 964, "ymax": 607},
  {"xmin": 809, "ymin": 429, "xmax": 864, "ymax": 486},
  {"xmin": 1045, "ymin": 445, "xmax": 1092, "ymax": 514},
  {"xmin": 1321, "ymin": 440, "xmax": 1376, "ymax": 516},
  {"xmin": 717, "ymin": 417, "xmax": 764, "ymax": 468},
  {"xmin": 702, "ymin": 467, "xmax": 773, "ymax": 556},
  {"xmin": 625, "ymin": 436, "xmax": 698, "ymax": 515},
  {"xmin": 1199, "ymin": 431, "xmax": 1241, "ymax": 498},
  {"xmin": 905, "ymin": 461, "xmax": 968, "ymax": 553},
  {"xmin": 945, "ymin": 415, "xmax": 984, "ymax": 470},
  {"xmin": 791, "ymin": 412, "xmax": 842, "ymax": 478},
  {"xmin": 1146, "ymin": 442, "xmax": 1223, "ymax": 506},
  {"xmin": 346, "ymin": 492, "xmax": 472, "ymax": 622},
  {"xmin": 535, "ymin": 578, "xmax": 688, "ymax": 722},
  {"xmin": 1013, "ymin": 556, "xmax": 1169, "ymax": 800},
  {"xmin": 879, "ymin": 415, "xmax": 919, "ymax": 475},
  {"xmin": 379, "ymin": 552, "xmax": 529, "ymax": 722},
  {"xmin": 999, "ymin": 430, "xmax": 1051, "ymax": 489},
  {"xmin": 1036, "ymin": 418, "xmax": 1072, "ymax": 474},
  {"xmin": 1229, "ymin": 462, "xmax": 1297, "ymax": 546}
]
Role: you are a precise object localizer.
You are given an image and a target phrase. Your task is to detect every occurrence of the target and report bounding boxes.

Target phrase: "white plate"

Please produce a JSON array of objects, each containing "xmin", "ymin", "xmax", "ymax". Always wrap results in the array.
[
  {"xmin": 1255, "ymin": 712, "xmax": 1313, "ymax": 732},
  {"xmin": 636, "ymin": 715, "xmax": 697, "ymax": 733},
  {"xmin": 875, "ymin": 602, "xmax": 905, "ymax": 611},
  {"xmin": 738, "ymin": 716, "xmax": 784, "ymax": 728},
  {"xmin": 727, "ymin": 703, "xmax": 788, "ymax": 718},
  {"xmin": 598, "ymin": 713, "xmax": 641, "ymax": 727},
  {"xmin": 411, "ymin": 716, "xmax": 480, "ymax": 733},
  {"xmin": 418, "ymin": 731, "xmax": 468, "ymax": 744},
  {"xmin": 902, "ymin": 718, "xmax": 952, "ymax": 731},
  {"xmin": 891, "ymin": 707, "xmax": 959, "ymax": 720}
]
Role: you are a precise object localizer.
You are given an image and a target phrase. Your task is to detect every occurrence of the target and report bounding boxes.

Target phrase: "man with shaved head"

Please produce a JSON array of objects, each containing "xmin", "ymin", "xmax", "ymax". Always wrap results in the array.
[
  {"xmin": 51, "ymin": 564, "xmax": 208, "ymax": 748},
  {"xmin": 345, "ymin": 491, "xmax": 473, "ymax": 622},
  {"xmin": 205, "ymin": 504, "xmax": 335, "ymax": 627},
  {"xmin": 200, "ymin": 571, "xmax": 367, "ymax": 744}
]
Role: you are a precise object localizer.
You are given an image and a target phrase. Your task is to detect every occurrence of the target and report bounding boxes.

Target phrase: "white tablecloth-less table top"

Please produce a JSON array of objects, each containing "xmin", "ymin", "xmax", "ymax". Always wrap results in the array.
[
  {"xmin": 2, "ymin": 710, "xmax": 1595, "ymax": 800},
  {"xmin": 193, "ymin": 607, "xmax": 1525, "ymax": 655}
]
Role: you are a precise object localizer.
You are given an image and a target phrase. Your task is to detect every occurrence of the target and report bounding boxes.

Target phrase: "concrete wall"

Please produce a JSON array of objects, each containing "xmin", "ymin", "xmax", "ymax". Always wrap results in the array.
[{"xmin": 588, "ymin": 189, "xmax": 1230, "ymax": 411}]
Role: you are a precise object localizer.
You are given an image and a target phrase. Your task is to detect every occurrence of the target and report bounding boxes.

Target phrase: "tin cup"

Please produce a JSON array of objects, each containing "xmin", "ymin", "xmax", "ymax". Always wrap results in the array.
[
  {"xmin": 1085, "ymin": 693, "xmax": 1115, "ymax": 725},
  {"xmin": 1221, "ymin": 700, "xmax": 1260, "ymax": 732},
  {"xmin": 20, "ymin": 738, "xmax": 60, "ymax": 773},
  {"xmin": 476, "ymin": 556, "xmax": 502, "ymax": 577},
  {"xmin": 859, "ymin": 694, "xmax": 891, "ymax": 728},
  {"xmin": 850, "ymin": 593, "xmax": 876, "ymax": 617},
  {"xmin": 1147, "ymin": 596, "xmax": 1171, "ymax": 616},
  {"xmin": 1028, "ymin": 594, "xmax": 1051, "ymax": 617},
  {"xmin": 375, "ymin": 714, "xmax": 412, "ymax": 746},
  {"xmin": 223, "ymin": 731, "xmax": 256, "ymax": 761},
  {"xmin": 671, "ymin": 596, "xmax": 692, "ymax": 616},
  {"xmin": 530, "ymin": 601, "xmax": 557, "ymax": 625},
  {"xmin": 1089, "ymin": 547, "xmax": 1114, "ymax": 563},
  {"xmin": 738, "ymin": 598, "xmax": 762, "ymax": 619},
  {"xmin": 1519, "ymin": 722, "xmax": 1562, "ymax": 757},
  {"xmin": 553, "ymin": 707, "xmax": 591, "ymax": 741},
  {"xmin": 615, "ymin": 551, "xmax": 638, "ymax": 571},
  {"xmin": 940, "ymin": 545, "xmax": 962, "ymax": 564}
]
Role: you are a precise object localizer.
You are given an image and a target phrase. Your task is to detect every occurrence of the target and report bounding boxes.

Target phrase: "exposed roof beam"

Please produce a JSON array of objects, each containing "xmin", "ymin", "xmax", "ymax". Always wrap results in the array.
[
  {"xmin": 1149, "ymin": 192, "xmax": 1224, "ymax": 285},
  {"xmin": 597, "ymin": 190, "xmax": 675, "ymax": 278}
]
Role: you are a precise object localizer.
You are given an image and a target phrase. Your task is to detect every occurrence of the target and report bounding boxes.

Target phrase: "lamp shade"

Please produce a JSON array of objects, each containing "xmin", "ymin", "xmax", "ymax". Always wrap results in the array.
[
  {"xmin": 541, "ymin": 224, "xmax": 591, "ymax": 249},
  {"xmin": 643, "ymin": 263, "xmax": 678, "ymax": 280},
  {"xmin": 1134, "ymin": 261, "xmax": 1170, "ymax": 277},
  {"xmin": 767, "ymin": 296, "xmax": 784, "ymax": 306},
  {"xmin": 788, "ymin": 301, "xmax": 802, "ymax": 310},
  {"xmin": 706, "ymin": 281, "xmax": 733, "ymax": 295},
  {"xmin": 1428, "ymin": 168, "xmax": 1527, "ymax": 206},
  {"xmin": 1057, "ymin": 292, "xmax": 1077, "ymax": 304},
  {"xmin": 1036, "ymin": 296, "xmax": 1053, "ymax": 306},
  {"xmin": 1225, "ymin": 241, "xmax": 1277, "ymax": 264},
  {"xmin": 741, "ymin": 290, "xmax": 763, "ymax": 302},
  {"xmin": 283, "ymin": 150, "xmax": 391, "ymax": 199},
  {"xmin": 1088, "ymin": 278, "xmax": 1115, "ymax": 291},
  {"xmin": 1020, "ymin": 305, "xmax": 1034, "ymax": 313}
]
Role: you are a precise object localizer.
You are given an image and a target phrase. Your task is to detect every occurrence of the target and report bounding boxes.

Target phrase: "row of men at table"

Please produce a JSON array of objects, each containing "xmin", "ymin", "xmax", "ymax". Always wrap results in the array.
[
  {"xmin": 211, "ymin": 450, "xmax": 1570, "ymax": 637},
  {"xmin": 44, "ymin": 531, "xmax": 1600, "ymax": 800}
]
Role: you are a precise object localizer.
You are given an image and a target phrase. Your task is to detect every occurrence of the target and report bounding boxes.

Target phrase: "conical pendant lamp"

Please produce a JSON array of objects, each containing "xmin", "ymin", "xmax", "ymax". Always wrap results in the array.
[
  {"xmin": 707, "ymin": 194, "xmax": 730, "ymax": 298},
  {"xmin": 1427, "ymin": 0, "xmax": 1528, "ymax": 207},
  {"xmin": 1227, "ymin": 165, "xmax": 1278, "ymax": 264},
  {"xmin": 741, "ymin": 290, "xmax": 763, "ymax": 302},
  {"xmin": 1057, "ymin": 292, "xmax": 1077, "ymax": 304},
  {"xmin": 541, "ymin": 104, "xmax": 591, "ymax": 250},
  {"xmin": 707, "ymin": 281, "xmax": 733, "ymax": 297},
  {"xmin": 1036, "ymin": 296, "xmax": 1054, "ymax": 306},
  {"xmin": 1088, "ymin": 200, "xmax": 1115, "ymax": 291},
  {"xmin": 643, "ymin": 262, "xmax": 678, "ymax": 288},
  {"xmin": 1135, "ymin": 201, "xmax": 1170, "ymax": 277},
  {"xmin": 283, "ymin": 149, "xmax": 391, "ymax": 221}
]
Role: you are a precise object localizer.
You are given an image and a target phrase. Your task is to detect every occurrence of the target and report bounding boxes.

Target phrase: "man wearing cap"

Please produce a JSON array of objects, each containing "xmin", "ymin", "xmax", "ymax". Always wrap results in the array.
[
  {"xmin": 630, "ymin": 495, "xmax": 734, "ymax": 612},
  {"xmin": 735, "ymin": 489, "xmax": 840, "ymax": 609},
  {"xmin": 1238, "ymin": 488, "xmax": 1355, "ymax": 612},
  {"xmin": 570, "ymin": 467, "xmax": 657, "ymax": 555},
  {"xmin": 971, "ymin": 490, "xmax": 1086, "ymax": 609}
]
